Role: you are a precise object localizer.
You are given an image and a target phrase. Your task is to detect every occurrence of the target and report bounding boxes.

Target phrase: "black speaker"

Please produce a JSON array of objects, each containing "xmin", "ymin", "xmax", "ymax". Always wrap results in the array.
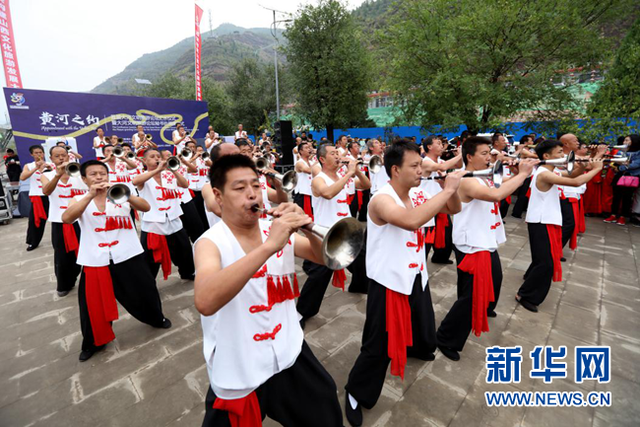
[{"xmin": 276, "ymin": 120, "xmax": 294, "ymax": 165}]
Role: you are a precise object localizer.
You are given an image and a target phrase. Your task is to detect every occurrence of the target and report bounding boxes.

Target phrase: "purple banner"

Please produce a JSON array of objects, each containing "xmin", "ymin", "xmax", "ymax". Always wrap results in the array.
[{"xmin": 4, "ymin": 87, "xmax": 209, "ymax": 161}]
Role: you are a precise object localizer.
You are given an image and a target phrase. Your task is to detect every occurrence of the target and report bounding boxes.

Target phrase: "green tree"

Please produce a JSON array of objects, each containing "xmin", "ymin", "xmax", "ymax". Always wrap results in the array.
[
  {"xmin": 587, "ymin": 17, "xmax": 640, "ymax": 139},
  {"xmin": 284, "ymin": 0, "xmax": 372, "ymax": 142},
  {"xmin": 226, "ymin": 57, "xmax": 286, "ymax": 136},
  {"xmin": 380, "ymin": 0, "xmax": 629, "ymax": 134}
]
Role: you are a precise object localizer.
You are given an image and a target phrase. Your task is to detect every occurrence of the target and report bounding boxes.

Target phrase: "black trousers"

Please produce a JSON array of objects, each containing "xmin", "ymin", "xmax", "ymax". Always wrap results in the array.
[
  {"xmin": 345, "ymin": 276, "xmax": 436, "ymax": 409},
  {"xmin": 181, "ymin": 199, "xmax": 206, "ymax": 242},
  {"xmin": 297, "ymin": 246, "xmax": 368, "ymax": 320},
  {"xmin": 141, "ymin": 229, "xmax": 195, "ymax": 279},
  {"xmin": 511, "ymin": 177, "xmax": 531, "ymax": 218},
  {"xmin": 611, "ymin": 183, "xmax": 635, "ymax": 217},
  {"xmin": 518, "ymin": 223, "xmax": 555, "ymax": 306},
  {"xmin": 425, "ymin": 215, "xmax": 453, "ymax": 263},
  {"xmin": 78, "ymin": 254, "xmax": 166, "ymax": 351},
  {"xmin": 51, "ymin": 222, "xmax": 82, "ymax": 292},
  {"xmin": 26, "ymin": 195, "xmax": 49, "ymax": 247},
  {"xmin": 560, "ymin": 198, "xmax": 575, "ymax": 249},
  {"xmin": 436, "ymin": 247, "xmax": 503, "ymax": 352},
  {"xmin": 202, "ymin": 341, "xmax": 343, "ymax": 427},
  {"xmin": 191, "ymin": 190, "xmax": 209, "ymax": 229},
  {"xmin": 357, "ymin": 190, "xmax": 370, "ymax": 222},
  {"xmin": 500, "ymin": 199, "xmax": 510, "ymax": 219}
]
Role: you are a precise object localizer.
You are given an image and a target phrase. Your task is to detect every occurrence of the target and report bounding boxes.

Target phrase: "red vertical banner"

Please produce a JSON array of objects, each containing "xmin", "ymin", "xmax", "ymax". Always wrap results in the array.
[
  {"xmin": 0, "ymin": 0, "xmax": 23, "ymax": 88},
  {"xmin": 194, "ymin": 3, "xmax": 204, "ymax": 101}
]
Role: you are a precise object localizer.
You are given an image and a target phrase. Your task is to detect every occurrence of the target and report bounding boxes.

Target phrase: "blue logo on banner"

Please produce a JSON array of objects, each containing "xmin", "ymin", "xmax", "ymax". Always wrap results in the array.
[{"xmin": 575, "ymin": 347, "xmax": 610, "ymax": 383}]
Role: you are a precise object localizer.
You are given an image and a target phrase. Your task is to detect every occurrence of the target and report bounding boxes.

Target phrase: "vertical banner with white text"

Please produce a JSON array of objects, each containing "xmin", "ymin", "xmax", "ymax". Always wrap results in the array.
[
  {"xmin": 0, "ymin": 0, "xmax": 23, "ymax": 88},
  {"xmin": 194, "ymin": 3, "xmax": 204, "ymax": 101}
]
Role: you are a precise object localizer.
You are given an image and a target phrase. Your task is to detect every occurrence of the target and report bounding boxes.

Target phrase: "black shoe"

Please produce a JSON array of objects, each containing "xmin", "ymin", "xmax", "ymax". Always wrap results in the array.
[
  {"xmin": 560, "ymin": 257, "xmax": 566, "ymax": 262},
  {"xmin": 79, "ymin": 344, "xmax": 106, "ymax": 362},
  {"xmin": 407, "ymin": 349, "xmax": 435, "ymax": 361},
  {"xmin": 438, "ymin": 345, "xmax": 460, "ymax": 361},
  {"xmin": 432, "ymin": 259, "xmax": 454, "ymax": 265},
  {"xmin": 300, "ymin": 318, "xmax": 306, "ymax": 330},
  {"xmin": 515, "ymin": 296, "xmax": 538, "ymax": 313},
  {"xmin": 161, "ymin": 318, "xmax": 172, "ymax": 329},
  {"xmin": 180, "ymin": 274, "xmax": 195, "ymax": 281},
  {"xmin": 487, "ymin": 310, "xmax": 497, "ymax": 318},
  {"xmin": 511, "ymin": 214, "xmax": 522, "ymax": 219},
  {"xmin": 57, "ymin": 290, "xmax": 70, "ymax": 297},
  {"xmin": 345, "ymin": 393, "xmax": 363, "ymax": 427},
  {"xmin": 26, "ymin": 245, "xmax": 37, "ymax": 252}
]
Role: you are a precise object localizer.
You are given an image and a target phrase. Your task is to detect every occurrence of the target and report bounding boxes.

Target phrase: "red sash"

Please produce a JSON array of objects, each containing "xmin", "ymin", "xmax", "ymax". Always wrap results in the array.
[
  {"xmin": 332, "ymin": 269, "xmax": 347, "ymax": 291},
  {"xmin": 526, "ymin": 188, "xmax": 531, "ymax": 198},
  {"xmin": 434, "ymin": 213, "xmax": 449, "ymax": 249},
  {"xmin": 386, "ymin": 288, "xmax": 412, "ymax": 380},
  {"xmin": 357, "ymin": 191, "xmax": 363, "ymax": 210},
  {"xmin": 62, "ymin": 223, "xmax": 79, "ymax": 256},
  {"xmin": 505, "ymin": 195, "xmax": 512, "ymax": 205},
  {"xmin": 425, "ymin": 227, "xmax": 435, "ymax": 244},
  {"xmin": 347, "ymin": 194, "xmax": 355, "ymax": 205},
  {"xmin": 84, "ymin": 266, "xmax": 119, "ymax": 346},
  {"xmin": 303, "ymin": 194, "xmax": 314, "ymax": 221},
  {"xmin": 189, "ymin": 189, "xmax": 195, "ymax": 198},
  {"xmin": 457, "ymin": 251, "xmax": 494, "ymax": 337},
  {"xmin": 30, "ymin": 196, "xmax": 47, "ymax": 227},
  {"xmin": 213, "ymin": 391, "xmax": 261, "ymax": 427},
  {"xmin": 568, "ymin": 198, "xmax": 580, "ymax": 250},
  {"xmin": 147, "ymin": 233, "xmax": 172, "ymax": 280},
  {"xmin": 578, "ymin": 198, "xmax": 586, "ymax": 233},
  {"xmin": 547, "ymin": 224, "xmax": 563, "ymax": 282}
]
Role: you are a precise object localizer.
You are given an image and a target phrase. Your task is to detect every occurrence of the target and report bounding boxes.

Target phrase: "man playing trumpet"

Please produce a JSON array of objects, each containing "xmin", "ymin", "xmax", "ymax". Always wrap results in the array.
[{"xmin": 62, "ymin": 160, "xmax": 172, "ymax": 362}]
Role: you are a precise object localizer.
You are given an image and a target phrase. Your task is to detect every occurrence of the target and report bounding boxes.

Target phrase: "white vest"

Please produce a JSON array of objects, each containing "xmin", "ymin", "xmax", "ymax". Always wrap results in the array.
[
  {"xmin": 93, "ymin": 136, "xmax": 107, "ymax": 157},
  {"xmin": 367, "ymin": 184, "xmax": 429, "ymax": 295},
  {"xmin": 259, "ymin": 174, "xmax": 272, "ymax": 213},
  {"xmin": 27, "ymin": 162, "xmax": 53, "ymax": 196},
  {"xmin": 163, "ymin": 169, "xmax": 192, "ymax": 203},
  {"xmin": 422, "ymin": 156, "xmax": 444, "ymax": 196},
  {"xmin": 526, "ymin": 167, "xmax": 562, "ymax": 226},
  {"xmin": 75, "ymin": 195, "xmax": 143, "ymax": 267},
  {"xmin": 138, "ymin": 176, "xmax": 184, "ymax": 223},
  {"xmin": 409, "ymin": 182, "xmax": 436, "ymax": 228},
  {"xmin": 199, "ymin": 220, "xmax": 302, "ymax": 399},
  {"xmin": 189, "ymin": 157, "xmax": 209, "ymax": 191},
  {"xmin": 294, "ymin": 159, "xmax": 313, "ymax": 196},
  {"xmin": 452, "ymin": 178, "xmax": 506, "ymax": 252},
  {"xmin": 370, "ymin": 163, "xmax": 389, "ymax": 194},
  {"xmin": 312, "ymin": 172, "xmax": 350, "ymax": 228},
  {"xmin": 44, "ymin": 172, "xmax": 88, "ymax": 223}
]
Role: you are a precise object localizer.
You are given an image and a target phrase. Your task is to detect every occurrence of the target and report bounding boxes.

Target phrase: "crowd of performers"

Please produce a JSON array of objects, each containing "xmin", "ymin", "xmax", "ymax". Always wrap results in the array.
[{"xmin": 18, "ymin": 122, "xmax": 639, "ymax": 426}]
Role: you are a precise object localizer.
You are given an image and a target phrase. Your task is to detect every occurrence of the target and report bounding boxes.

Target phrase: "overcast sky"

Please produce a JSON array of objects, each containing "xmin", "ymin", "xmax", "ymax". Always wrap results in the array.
[{"xmin": 0, "ymin": 0, "xmax": 367, "ymax": 125}]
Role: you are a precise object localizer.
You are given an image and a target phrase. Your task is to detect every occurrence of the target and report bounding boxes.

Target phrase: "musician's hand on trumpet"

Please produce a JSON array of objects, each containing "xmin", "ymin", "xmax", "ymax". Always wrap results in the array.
[
  {"xmin": 55, "ymin": 161, "xmax": 69, "ymax": 177},
  {"xmin": 442, "ymin": 169, "xmax": 466, "ymax": 192},
  {"xmin": 88, "ymin": 181, "xmax": 111, "ymax": 199},
  {"xmin": 264, "ymin": 211, "xmax": 313, "ymax": 254},
  {"xmin": 267, "ymin": 201, "xmax": 308, "ymax": 219}
]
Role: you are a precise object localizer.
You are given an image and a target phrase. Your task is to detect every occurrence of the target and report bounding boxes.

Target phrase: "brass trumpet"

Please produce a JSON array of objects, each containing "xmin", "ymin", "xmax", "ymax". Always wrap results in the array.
[
  {"xmin": 181, "ymin": 148, "xmax": 194, "ymax": 161},
  {"xmin": 126, "ymin": 152, "xmax": 136, "ymax": 160},
  {"xmin": 113, "ymin": 146, "xmax": 125, "ymax": 158},
  {"xmin": 117, "ymin": 137, "xmax": 124, "ymax": 144},
  {"xmin": 145, "ymin": 134, "xmax": 153, "ymax": 140},
  {"xmin": 341, "ymin": 155, "xmax": 383, "ymax": 174},
  {"xmin": 65, "ymin": 162, "xmax": 81, "ymax": 178},
  {"xmin": 166, "ymin": 156, "xmax": 181, "ymax": 171},
  {"xmin": 107, "ymin": 183, "xmax": 131, "ymax": 205},
  {"xmin": 263, "ymin": 170, "xmax": 298, "ymax": 193},
  {"xmin": 250, "ymin": 205, "xmax": 365, "ymax": 270},
  {"xmin": 201, "ymin": 152, "xmax": 211, "ymax": 161},
  {"xmin": 423, "ymin": 161, "xmax": 505, "ymax": 188},
  {"xmin": 255, "ymin": 157, "xmax": 270, "ymax": 170},
  {"xmin": 64, "ymin": 145, "xmax": 72, "ymax": 151}
]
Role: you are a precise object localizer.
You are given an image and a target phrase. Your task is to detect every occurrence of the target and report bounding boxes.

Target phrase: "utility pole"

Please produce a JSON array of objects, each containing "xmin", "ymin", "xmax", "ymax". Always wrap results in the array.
[
  {"xmin": 260, "ymin": 5, "xmax": 292, "ymax": 122},
  {"xmin": 208, "ymin": 9, "xmax": 214, "ymax": 38}
]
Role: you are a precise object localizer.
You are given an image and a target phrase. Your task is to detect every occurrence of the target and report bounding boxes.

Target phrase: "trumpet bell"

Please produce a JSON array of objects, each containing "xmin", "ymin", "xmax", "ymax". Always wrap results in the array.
[
  {"xmin": 167, "ymin": 156, "xmax": 181, "ymax": 171},
  {"xmin": 311, "ymin": 218, "xmax": 366, "ymax": 270},
  {"xmin": 368, "ymin": 155, "xmax": 383, "ymax": 174},
  {"xmin": 181, "ymin": 148, "xmax": 194, "ymax": 160},
  {"xmin": 113, "ymin": 147, "xmax": 125, "ymax": 158},
  {"xmin": 126, "ymin": 152, "xmax": 136, "ymax": 160},
  {"xmin": 65, "ymin": 162, "xmax": 81, "ymax": 178},
  {"xmin": 201, "ymin": 152, "xmax": 210, "ymax": 161},
  {"xmin": 145, "ymin": 134, "xmax": 153, "ymax": 140},
  {"xmin": 107, "ymin": 183, "xmax": 131, "ymax": 205},
  {"xmin": 255, "ymin": 157, "xmax": 270, "ymax": 169},
  {"xmin": 280, "ymin": 170, "xmax": 298, "ymax": 192}
]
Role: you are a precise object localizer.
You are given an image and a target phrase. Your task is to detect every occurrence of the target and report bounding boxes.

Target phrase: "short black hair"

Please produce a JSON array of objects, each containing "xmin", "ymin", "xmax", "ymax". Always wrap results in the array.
[
  {"xmin": 235, "ymin": 139, "xmax": 251, "ymax": 149},
  {"xmin": 81, "ymin": 160, "xmax": 109, "ymax": 177},
  {"xmin": 627, "ymin": 134, "xmax": 640, "ymax": 153},
  {"xmin": 384, "ymin": 138, "xmax": 420, "ymax": 176},
  {"xmin": 519, "ymin": 134, "xmax": 532, "ymax": 144},
  {"xmin": 422, "ymin": 135, "xmax": 439, "ymax": 153},
  {"xmin": 491, "ymin": 132, "xmax": 503, "ymax": 143},
  {"xmin": 185, "ymin": 139, "xmax": 197, "ymax": 148},
  {"xmin": 56, "ymin": 140, "xmax": 67, "ymax": 146},
  {"xmin": 209, "ymin": 154, "xmax": 258, "ymax": 191},
  {"xmin": 347, "ymin": 141, "xmax": 359, "ymax": 151},
  {"xmin": 460, "ymin": 130, "xmax": 471, "ymax": 141},
  {"xmin": 29, "ymin": 144, "xmax": 44, "ymax": 154},
  {"xmin": 535, "ymin": 139, "xmax": 563, "ymax": 160},
  {"xmin": 299, "ymin": 141, "xmax": 309, "ymax": 152},
  {"xmin": 121, "ymin": 142, "xmax": 132, "ymax": 149},
  {"xmin": 461, "ymin": 136, "xmax": 491, "ymax": 166},
  {"xmin": 6, "ymin": 148, "xmax": 14, "ymax": 153}
]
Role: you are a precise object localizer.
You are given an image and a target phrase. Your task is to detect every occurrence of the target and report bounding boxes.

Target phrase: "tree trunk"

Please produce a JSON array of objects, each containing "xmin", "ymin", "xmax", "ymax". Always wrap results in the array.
[{"xmin": 326, "ymin": 123, "xmax": 335, "ymax": 144}]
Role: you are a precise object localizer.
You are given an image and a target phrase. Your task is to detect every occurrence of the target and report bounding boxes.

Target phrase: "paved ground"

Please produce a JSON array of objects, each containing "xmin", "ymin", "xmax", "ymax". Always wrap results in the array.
[{"xmin": 1, "ymin": 214, "xmax": 639, "ymax": 427}]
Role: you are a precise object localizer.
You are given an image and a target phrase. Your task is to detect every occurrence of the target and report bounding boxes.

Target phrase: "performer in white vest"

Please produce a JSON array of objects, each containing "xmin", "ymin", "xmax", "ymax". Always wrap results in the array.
[
  {"xmin": 185, "ymin": 140, "xmax": 212, "ymax": 228},
  {"xmin": 62, "ymin": 160, "xmax": 171, "ymax": 362},
  {"xmin": 345, "ymin": 140, "xmax": 464, "ymax": 427},
  {"xmin": 202, "ymin": 143, "xmax": 241, "ymax": 228},
  {"xmin": 93, "ymin": 127, "xmax": 108, "ymax": 159},
  {"xmin": 517, "ymin": 140, "xmax": 602, "ymax": 312},
  {"xmin": 436, "ymin": 137, "xmax": 536, "ymax": 362},
  {"xmin": 366, "ymin": 138, "xmax": 388, "ymax": 195},
  {"xmin": 40, "ymin": 146, "xmax": 88, "ymax": 297},
  {"xmin": 236, "ymin": 139, "xmax": 288, "ymax": 218},
  {"xmin": 293, "ymin": 141, "xmax": 316, "ymax": 219},
  {"xmin": 20, "ymin": 144, "xmax": 52, "ymax": 251},
  {"xmin": 297, "ymin": 144, "xmax": 371, "ymax": 328},
  {"xmin": 101, "ymin": 144, "xmax": 138, "ymax": 186},
  {"xmin": 172, "ymin": 124, "xmax": 192, "ymax": 155},
  {"xmin": 194, "ymin": 154, "xmax": 343, "ymax": 427},
  {"xmin": 421, "ymin": 135, "xmax": 463, "ymax": 265},
  {"xmin": 133, "ymin": 148, "xmax": 196, "ymax": 281}
]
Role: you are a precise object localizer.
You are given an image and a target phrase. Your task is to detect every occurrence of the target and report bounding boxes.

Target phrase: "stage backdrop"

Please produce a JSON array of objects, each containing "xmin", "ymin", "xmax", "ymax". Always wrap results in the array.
[{"xmin": 3, "ymin": 88, "xmax": 209, "ymax": 162}]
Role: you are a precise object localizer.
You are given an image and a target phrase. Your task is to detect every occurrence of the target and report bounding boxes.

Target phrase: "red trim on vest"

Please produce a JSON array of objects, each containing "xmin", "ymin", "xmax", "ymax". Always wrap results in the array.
[
  {"xmin": 434, "ymin": 213, "xmax": 449, "ymax": 249},
  {"xmin": 505, "ymin": 195, "xmax": 512, "ymax": 205},
  {"xmin": 347, "ymin": 194, "xmax": 355, "ymax": 205},
  {"xmin": 578, "ymin": 198, "xmax": 586, "ymax": 233},
  {"xmin": 71, "ymin": 189, "xmax": 87, "ymax": 197},
  {"xmin": 457, "ymin": 251, "xmax": 494, "ymax": 337},
  {"xmin": 357, "ymin": 191, "xmax": 363, "ymax": 210},
  {"xmin": 526, "ymin": 188, "xmax": 531, "ymax": 198},
  {"xmin": 62, "ymin": 223, "xmax": 79, "ymax": 256},
  {"xmin": 568, "ymin": 197, "xmax": 580, "ymax": 250},
  {"xmin": 98, "ymin": 240, "xmax": 119, "ymax": 248},
  {"xmin": 547, "ymin": 224, "xmax": 563, "ymax": 282},
  {"xmin": 249, "ymin": 273, "xmax": 299, "ymax": 313},
  {"xmin": 147, "ymin": 233, "xmax": 172, "ymax": 280},
  {"xmin": 253, "ymin": 323, "xmax": 282, "ymax": 341},
  {"xmin": 332, "ymin": 268, "xmax": 347, "ymax": 291},
  {"xmin": 425, "ymin": 227, "xmax": 435, "ymax": 244},
  {"xmin": 30, "ymin": 196, "xmax": 47, "ymax": 227},
  {"xmin": 212, "ymin": 391, "xmax": 261, "ymax": 427},
  {"xmin": 189, "ymin": 189, "xmax": 195, "ymax": 198},
  {"xmin": 84, "ymin": 266, "xmax": 119, "ymax": 347},
  {"xmin": 95, "ymin": 216, "xmax": 133, "ymax": 232},
  {"xmin": 386, "ymin": 288, "xmax": 412, "ymax": 380}
]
